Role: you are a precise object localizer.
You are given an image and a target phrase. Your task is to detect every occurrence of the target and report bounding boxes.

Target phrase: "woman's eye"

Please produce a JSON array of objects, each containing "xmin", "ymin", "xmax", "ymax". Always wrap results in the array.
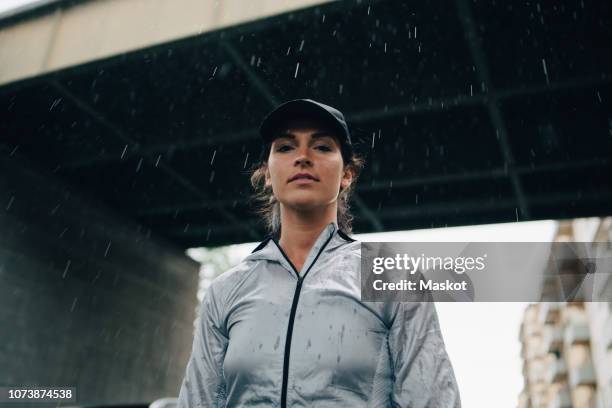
[
  {"xmin": 276, "ymin": 145, "xmax": 293, "ymax": 152},
  {"xmin": 316, "ymin": 145, "xmax": 332, "ymax": 151}
]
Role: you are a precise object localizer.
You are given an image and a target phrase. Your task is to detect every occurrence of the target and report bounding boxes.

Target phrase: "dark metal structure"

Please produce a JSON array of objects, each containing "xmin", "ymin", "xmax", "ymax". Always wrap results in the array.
[{"xmin": 1, "ymin": 0, "xmax": 611, "ymax": 248}]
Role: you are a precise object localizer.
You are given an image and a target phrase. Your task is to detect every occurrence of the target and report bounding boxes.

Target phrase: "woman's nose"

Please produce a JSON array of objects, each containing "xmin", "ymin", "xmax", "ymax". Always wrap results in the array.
[{"xmin": 294, "ymin": 146, "xmax": 312, "ymax": 166}]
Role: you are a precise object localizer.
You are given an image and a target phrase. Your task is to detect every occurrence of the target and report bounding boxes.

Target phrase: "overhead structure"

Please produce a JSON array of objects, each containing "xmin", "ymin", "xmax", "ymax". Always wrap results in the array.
[{"xmin": 1, "ymin": 0, "xmax": 611, "ymax": 248}]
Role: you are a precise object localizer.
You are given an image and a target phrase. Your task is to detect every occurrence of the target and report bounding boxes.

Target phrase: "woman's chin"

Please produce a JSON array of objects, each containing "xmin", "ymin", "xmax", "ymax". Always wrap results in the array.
[{"xmin": 280, "ymin": 195, "xmax": 334, "ymax": 211}]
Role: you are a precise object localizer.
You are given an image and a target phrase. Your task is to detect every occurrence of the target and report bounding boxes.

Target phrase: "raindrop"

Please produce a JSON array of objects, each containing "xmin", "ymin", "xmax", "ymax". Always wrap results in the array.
[
  {"xmin": 9, "ymin": 145, "xmax": 19, "ymax": 156},
  {"xmin": 5, "ymin": 196, "xmax": 14, "ymax": 210},
  {"xmin": 541, "ymin": 58, "xmax": 549, "ymax": 84},
  {"xmin": 49, "ymin": 98, "xmax": 62, "ymax": 111},
  {"xmin": 274, "ymin": 336, "xmax": 280, "ymax": 350},
  {"xmin": 209, "ymin": 171, "xmax": 215, "ymax": 183},
  {"xmin": 155, "ymin": 155, "xmax": 161, "ymax": 167},
  {"xmin": 120, "ymin": 144, "xmax": 128, "ymax": 159},
  {"xmin": 243, "ymin": 152, "xmax": 250, "ymax": 169},
  {"xmin": 62, "ymin": 260, "xmax": 71, "ymax": 279},
  {"xmin": 338, "ymin": 84, "xmax": 343, "ymax": 94},
  {"xmin": 136, "ymin": 158, "xmax": 143, "ymax": 172},
  {"xmin": 286, "ymin": 46, "xmax": 291, "ymax": 56},
  {"xmin": 294, "ymin": 62, "xmax": 300, "ymax": 78},
  {"xmin": 70, "ymin": 297, "xmax": 78, "ymax": 312},
  {"xmin": 104, "ymin": 241, "xmax": 112, "ymax": 257},
  {"xmin": 596, "ymin": 91, "xmax": 602, "ymax": 103},
  {"xmin": 50, "ymin": 203, "xmax": 60, "ymax": 215},
  {"xmin": 299, "ymin": 39, "xmax": 305, "ymax": 52},
  {"xmin": 211, "ymin": 149, "xmax": 217, "ymax": 165}
]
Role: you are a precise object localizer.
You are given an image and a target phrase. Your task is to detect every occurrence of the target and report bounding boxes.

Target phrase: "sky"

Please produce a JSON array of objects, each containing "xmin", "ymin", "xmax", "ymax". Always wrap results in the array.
[{"xmin": 192, "ymin": 219, "xmax": 558, "ymax": 408}]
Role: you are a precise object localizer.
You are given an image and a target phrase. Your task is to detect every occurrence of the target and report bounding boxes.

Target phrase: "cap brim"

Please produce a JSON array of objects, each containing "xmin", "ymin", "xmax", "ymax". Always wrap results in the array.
[{"xmin": 259, "ymin": 100, "xmax": 346, "ymax": 143}]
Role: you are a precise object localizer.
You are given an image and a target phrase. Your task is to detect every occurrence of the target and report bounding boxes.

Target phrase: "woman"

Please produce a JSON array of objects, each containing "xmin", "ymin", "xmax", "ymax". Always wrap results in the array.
[{"xmin": 177, "ymin": 99, "xmax": 461, "ymax": 407}]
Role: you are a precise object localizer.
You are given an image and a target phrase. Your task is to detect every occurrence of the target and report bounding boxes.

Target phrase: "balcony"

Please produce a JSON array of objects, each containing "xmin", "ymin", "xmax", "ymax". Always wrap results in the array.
[
  {"xmin": 544, "ymin": 358, "xmax": 567, "ymax": 383},
  {"xmin": 542, "ymin": 326, "xmax": 564, "ymax": 353},
  {"xmin": 569, "ymin": 364, "xmax": 596, "ymax": 387},
  {"xmin": 539, "ymin": 302, "xmax": 563, "ymax": 325},
  {"xmin": 564, "ymin": 322, "xmax": 590, "ymax": 345},
  {"xmin": 523, "ymin": 322, "xmax": 539, "ymax": 339},
  {"xmin": 526, "ymin": 342, "xmax": 545, "ymax": 360},
  {"xmin": 548, "ymin": 387, "xmax": 571, "ymax": 408}
]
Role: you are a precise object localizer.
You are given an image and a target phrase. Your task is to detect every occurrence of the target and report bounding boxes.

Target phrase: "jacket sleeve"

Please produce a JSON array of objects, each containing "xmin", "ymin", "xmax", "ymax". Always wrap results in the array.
[
  {"xmin": 177, "ymin": 283, "xmax": 228, "ymax": 408},
  {"xmin": 388, "ymin": 300, "xmax": 461, "ymax": 407}
]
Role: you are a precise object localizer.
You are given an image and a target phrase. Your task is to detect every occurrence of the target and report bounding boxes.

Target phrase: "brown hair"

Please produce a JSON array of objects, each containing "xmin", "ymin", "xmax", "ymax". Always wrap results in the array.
[{"xmin": 248, "ymin": 142, "xmax": 366, "ymax": 238}]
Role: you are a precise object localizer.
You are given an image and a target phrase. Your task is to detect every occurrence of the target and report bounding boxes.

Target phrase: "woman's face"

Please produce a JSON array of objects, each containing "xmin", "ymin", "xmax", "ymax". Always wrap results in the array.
[{"xmin": 265, "ymin": 121, "xmax": 352, "ymax": 211}]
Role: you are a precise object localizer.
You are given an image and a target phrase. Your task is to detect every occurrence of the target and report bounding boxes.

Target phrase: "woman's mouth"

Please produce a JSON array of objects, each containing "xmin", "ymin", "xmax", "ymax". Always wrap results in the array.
[{"xmin": 288, "ymin": 173, "xmax": 319, "ymax": 183}]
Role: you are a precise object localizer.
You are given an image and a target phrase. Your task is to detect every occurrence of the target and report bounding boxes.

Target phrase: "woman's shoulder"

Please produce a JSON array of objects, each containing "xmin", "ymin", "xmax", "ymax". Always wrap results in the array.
[
  {"xmin": 208, "ymin": 259, "xmax": 256, "ymax": 294},
  {"xmin": 337, "ymin": 238, "xmax": 361, "ymax": 257}
]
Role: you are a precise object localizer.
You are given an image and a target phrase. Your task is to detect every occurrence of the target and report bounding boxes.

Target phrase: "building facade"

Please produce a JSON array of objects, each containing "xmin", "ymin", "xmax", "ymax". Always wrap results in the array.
[{"xmin": 518, "ymin": 217, "xmax": 612, "ymax": 408}]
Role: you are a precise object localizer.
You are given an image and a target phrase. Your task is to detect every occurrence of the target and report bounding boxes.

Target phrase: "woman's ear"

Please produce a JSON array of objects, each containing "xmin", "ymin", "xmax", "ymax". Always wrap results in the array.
[
  {"xmin": 341, "ymin": 166, "xmax": 354, "ymax": 190},
  {"xmin": 264, "ymin": 165, "xmax": 272, "ymax": 188}
]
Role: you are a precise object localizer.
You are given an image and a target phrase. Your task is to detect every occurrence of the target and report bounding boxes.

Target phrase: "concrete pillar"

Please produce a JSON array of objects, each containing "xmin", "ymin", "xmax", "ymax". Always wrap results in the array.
[{"xmin": 0, "ymin": 149, "xmax": 200, "ymax": 405}]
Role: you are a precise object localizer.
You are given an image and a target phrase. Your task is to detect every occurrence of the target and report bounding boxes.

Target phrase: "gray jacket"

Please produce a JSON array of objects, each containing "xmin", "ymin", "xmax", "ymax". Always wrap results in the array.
[{"xmin": 177, "ymin": 222, "xmax": 461, "ymax": 407}]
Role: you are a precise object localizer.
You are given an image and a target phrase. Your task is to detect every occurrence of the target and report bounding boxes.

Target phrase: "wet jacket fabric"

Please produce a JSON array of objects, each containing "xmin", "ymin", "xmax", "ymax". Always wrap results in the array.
[{"xmin": 177, "ymin": 222, "xmax": 461, "ymax": 407}]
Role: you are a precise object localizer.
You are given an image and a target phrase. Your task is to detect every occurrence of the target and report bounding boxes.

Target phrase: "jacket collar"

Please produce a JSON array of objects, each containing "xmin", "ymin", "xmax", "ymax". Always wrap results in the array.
[{"xmin": 245, "ymin": 222, "xmax": 355, "ymax": 266}]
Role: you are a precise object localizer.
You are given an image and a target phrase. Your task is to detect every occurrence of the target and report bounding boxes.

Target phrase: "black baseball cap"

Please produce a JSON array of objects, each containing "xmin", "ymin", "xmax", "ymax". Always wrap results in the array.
[{"xmin": 258, "ymin": 99, "xmax": 354, "ymax": 163}]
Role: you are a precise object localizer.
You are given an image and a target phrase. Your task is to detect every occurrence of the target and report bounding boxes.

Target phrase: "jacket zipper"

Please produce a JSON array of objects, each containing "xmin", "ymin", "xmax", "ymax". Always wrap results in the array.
[{"xmin": 273, "ymin": 232, "xmax": 336, "ymax": 408}]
